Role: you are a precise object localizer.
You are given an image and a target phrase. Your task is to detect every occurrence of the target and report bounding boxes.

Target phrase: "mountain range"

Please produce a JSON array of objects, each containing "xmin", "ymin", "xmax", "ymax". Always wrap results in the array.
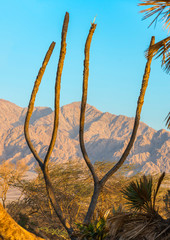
[{"xmin": 0, "ymin": 99, "xmax": 169, "ymax": 175}]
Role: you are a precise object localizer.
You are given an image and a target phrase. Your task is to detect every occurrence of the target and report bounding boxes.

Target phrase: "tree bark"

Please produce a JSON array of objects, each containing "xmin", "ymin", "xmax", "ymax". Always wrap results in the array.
[
  {"xmin": 0, "ymin": 203, "xmax": 44, "ymax": 240},
  {"xmin": 79, "ymin": 23, "xmax": 98, "ymax": 184}
]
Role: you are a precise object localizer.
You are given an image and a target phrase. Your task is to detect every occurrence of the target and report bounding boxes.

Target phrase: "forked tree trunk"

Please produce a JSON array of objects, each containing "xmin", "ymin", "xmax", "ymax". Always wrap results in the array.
[
  {"xmin": 0, "ymin": 203, "xmax": 44, "ymax": 240},
  {"xmin": 80, "ymin": 34, "xmax": 155, "ymax": 224},
  {"xmin": 0, "ymin": 10, "xmax": 156, "ymax": 240}
]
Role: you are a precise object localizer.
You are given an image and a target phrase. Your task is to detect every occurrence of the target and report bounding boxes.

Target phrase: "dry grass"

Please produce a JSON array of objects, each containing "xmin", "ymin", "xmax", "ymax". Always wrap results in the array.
[{"xmin": 107, "ymin": 212, "xmax": 170, "ymax": 240}]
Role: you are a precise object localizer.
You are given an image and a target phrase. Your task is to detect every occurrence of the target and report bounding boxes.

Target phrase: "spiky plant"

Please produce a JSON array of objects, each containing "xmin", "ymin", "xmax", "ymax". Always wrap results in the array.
[
  {"xmin": 122, "ymin": 172, "xmax": 165, "ymax": 214},
  {"xmin": 76, "ymin": 210, "xmax": 110, "ymax": 240},
  {"xmin": 122, "ymin": 175, "xmax": 153, "ymax": 213}
]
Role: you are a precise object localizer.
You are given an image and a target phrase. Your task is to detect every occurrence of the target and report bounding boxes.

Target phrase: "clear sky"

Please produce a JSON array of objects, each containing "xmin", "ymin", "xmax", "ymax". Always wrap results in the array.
[{"xmin": 0, "ymin": 0, "xmax": 169, "ymax": 130}]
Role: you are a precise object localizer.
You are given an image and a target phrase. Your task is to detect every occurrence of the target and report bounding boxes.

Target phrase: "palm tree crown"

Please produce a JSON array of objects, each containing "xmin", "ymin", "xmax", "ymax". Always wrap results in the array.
[{"xmin": 139, "ymin": 1, "xmax": 170, "ymax": 129}]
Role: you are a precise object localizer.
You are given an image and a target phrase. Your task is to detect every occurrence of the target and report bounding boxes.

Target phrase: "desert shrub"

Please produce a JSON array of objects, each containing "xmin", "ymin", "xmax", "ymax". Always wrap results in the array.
[
  {"xmin": 7, "ymin": 161, "xmax": 135, "ymax": 239},
  {"xmin": 107, "ymin": 173, "xmax": 170, "ymax": 240}
]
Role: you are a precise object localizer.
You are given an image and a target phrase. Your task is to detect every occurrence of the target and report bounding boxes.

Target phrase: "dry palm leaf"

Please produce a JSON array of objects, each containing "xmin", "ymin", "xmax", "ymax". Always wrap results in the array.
[
  {"xmin": 107, "ymin": 212, "xmax": 170, "ymax": 240},
  {"xmin": 139, "ymin": 1, "xmax": 170, "ymax": 72},
  {"xmin": 139, "ymin": 1, "xmax": 170, "ymax": 30},
  {"xmin": 145, "ymin": 36, "xmax": 170, "ymax": 72}
]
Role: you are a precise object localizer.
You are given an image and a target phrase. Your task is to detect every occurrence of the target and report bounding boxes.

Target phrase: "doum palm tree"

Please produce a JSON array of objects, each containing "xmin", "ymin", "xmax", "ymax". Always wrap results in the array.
[
  {"xmin": 0, "ymin": 11, "xmax": 156, "ymax": 240},
  {"xmin": 139, "ymin": 0, "xmax": 170, "ymax": 129}
]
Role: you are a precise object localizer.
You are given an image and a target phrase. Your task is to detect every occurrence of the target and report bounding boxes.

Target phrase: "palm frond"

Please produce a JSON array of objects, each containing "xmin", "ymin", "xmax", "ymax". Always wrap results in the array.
[
  {"xmin": 139, "ymin": 1, "xmax": 170, "ymax": 30},
  {"xmin": 145, "ymin": 36, "xmax": 170, "ymax": 72},
  {"xmin": 165, "ymin": 112, "xmax": 170, "ymax": 128},
  {"xmin": 122, "ymin": 173, "xmax": 166, "ymax": 215},
  {"xmin": 122, "ymin": 175, "xmax": 153, "ymax": 212}
]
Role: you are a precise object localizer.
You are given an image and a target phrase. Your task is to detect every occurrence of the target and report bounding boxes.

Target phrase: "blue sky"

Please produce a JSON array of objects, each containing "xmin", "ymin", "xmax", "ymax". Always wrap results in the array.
[{"xmin": 0, "ymin": 0, "xmax": 169, "ymax": 130}]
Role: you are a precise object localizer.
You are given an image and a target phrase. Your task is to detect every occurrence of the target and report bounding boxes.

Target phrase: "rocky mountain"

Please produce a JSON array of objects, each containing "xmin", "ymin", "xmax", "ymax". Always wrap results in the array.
[{"xmin": 0, "ymin": 99, "xmax": 169, "ymax": 174}]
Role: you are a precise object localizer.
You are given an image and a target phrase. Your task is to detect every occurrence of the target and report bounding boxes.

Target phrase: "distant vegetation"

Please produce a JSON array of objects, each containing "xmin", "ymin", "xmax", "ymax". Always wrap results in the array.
[
  {"xmin": 0, "ymin": 160, "xmax": 28, "ymax": 208},
  {"xmin": 6, "ymin": 161, "xmax": 170, "ymax": 239}
]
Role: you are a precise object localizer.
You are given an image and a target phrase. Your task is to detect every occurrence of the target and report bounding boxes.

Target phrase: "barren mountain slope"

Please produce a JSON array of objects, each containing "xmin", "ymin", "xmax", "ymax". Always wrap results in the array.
[{"xmin": 0, "ymin": 100, "xmax": 169, "ymax": 174}]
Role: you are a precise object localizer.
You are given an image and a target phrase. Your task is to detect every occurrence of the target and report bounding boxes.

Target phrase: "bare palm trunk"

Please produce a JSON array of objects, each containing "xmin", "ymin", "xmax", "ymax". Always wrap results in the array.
[
  {"xmin": 82, "ymin": 36, "xmax": 155, "ymax": 224},
  {"xmin": 2, "ymin": 198, "xmax": 6, "ymax": 209}
]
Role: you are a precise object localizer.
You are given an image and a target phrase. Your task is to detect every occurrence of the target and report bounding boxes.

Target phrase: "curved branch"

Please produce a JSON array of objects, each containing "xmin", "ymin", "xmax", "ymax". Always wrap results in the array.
[
  {"xmin": 24, "ymin": 13, "xmax": 74, "ymax": 236},
  {"xmin": 44, "ymin": 12, "xmax": 69, "ymax": 168},
  {"xmin": 100, "ymin": 36, "xmax": 155, "ymax": 187},
  {"xmin": 24, "ymin": 41, "xmax": 56, "ymax": 169},
  {"xmin": 79, "ymin": 23, "xmax": 99, "ymax": 184},
  {"xmin": 41, "ymin": 13, "xmax": 73, "ymax": 235}
]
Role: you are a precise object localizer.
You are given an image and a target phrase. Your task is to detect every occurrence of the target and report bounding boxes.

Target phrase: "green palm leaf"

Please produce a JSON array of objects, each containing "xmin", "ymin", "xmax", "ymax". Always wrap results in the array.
[
  {"xmin": 122, "ymin": 175, "xmax": 153, "ymax": 212},
  {"xmin": 122, "ymin": 173, "xmax": 166, "ymax": 214}
]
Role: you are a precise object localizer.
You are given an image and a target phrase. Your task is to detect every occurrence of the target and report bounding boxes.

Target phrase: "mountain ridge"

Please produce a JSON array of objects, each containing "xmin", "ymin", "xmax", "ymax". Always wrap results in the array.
[{"xmin": 0, "ymin": 99, "xmax": 169, "ymax": 174}]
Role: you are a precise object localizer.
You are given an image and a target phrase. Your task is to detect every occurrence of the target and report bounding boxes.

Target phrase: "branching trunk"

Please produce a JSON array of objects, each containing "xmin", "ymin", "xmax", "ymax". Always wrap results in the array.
[
  {"xmin": 7, "ymin": 11, "xmax": 155, "ymax": 240},
  {"xmin": 81, "ymin": 36, "xmax": 155, "ymax": 224},
  {"xmin": 24, "ymin": 12, "xmax": 74, "ymax": 237}
]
